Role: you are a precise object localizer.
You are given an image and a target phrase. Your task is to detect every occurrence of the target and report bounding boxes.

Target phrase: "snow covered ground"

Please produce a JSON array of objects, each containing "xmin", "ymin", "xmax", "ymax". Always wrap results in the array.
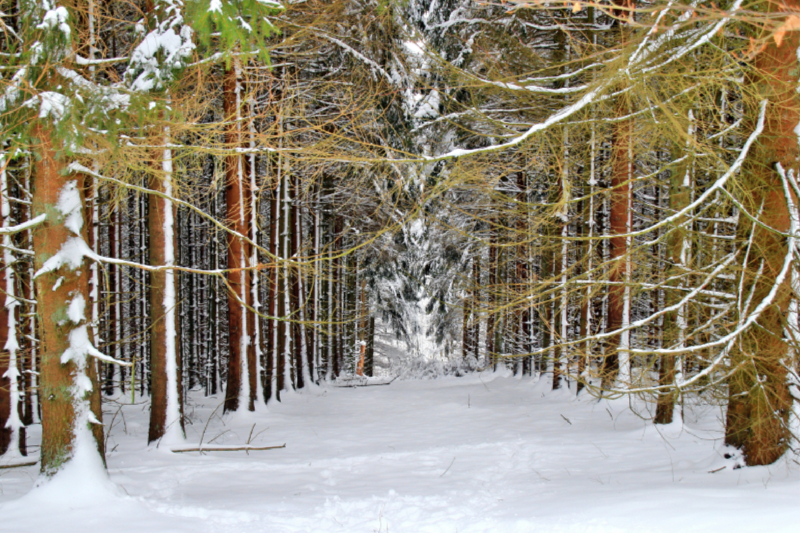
[{"xmin": 1, "ymin": 370, "xmax": 798, "ymax": 532}]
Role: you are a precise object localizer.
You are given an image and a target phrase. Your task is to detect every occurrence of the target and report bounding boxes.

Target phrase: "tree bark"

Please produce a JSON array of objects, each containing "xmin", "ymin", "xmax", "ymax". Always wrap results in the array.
[
  {"xmin": 0, "ymin": 263, "xmax": 10, "ymax": 454},
  {"xmin": 265, "ymin": 161, "xmax": 279, "ymax": 402},
  {"xmin": 223, "ymin": 62, "xmax": 255, "ymax": 412},
  {"xmin": 289, "ymin": 174, "xmax": 305, "ymax": 389},
  {"xmin": 486, "ymin": 232, "xmax": 497, "ymax": 367},
  {"xmin": 147, "ymin": 137, "xmax": 184, "ymax": 443},
  {"xmin": 602, "ymin": 82, "xmax": 632, "ymax": 390},
  {"xmin": 365, "ymin": 315, "xmax": 375, "ymax": 377},
  {"xmin": 32, "ymin": 124, "xmax": 104, "ymax": 474},
  {"xmin": 655, "ymin": 118, "xmax": 693, "ymax": 425},
  {"xmin": 725, "ymin": 4, "xmax": 799, "ymax": 465}
]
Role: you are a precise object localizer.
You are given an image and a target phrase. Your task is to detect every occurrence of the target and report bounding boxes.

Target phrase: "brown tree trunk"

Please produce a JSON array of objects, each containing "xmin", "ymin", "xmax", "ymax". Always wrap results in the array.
[
  {"xmin": 462, "ymin": 269, "xmax": 472, "ymax": 360},
  {"xmin": 147, "ymin": 170, "xmax": 183, "ymax": 443},
  {"xmin": 265, "ymin": 165, "xmax": 279, "ymax": 403},
  {"xmin": 308, "ymin": 200, "xmax": 319, "ymax": 382},
  {"xmin": 577, "ymin": 192, "xmax": 589, "ymax": 395},
  {"xmin": 515, "ymin": 174, "xmax": 532, "ymax": 376},
  {"xmin": 602, "ymin": 89, "xmax": 632, "ymax": 390},
  {"xmin": 365, "ymin": 315, "xmax": 375, "ymax": 377},
  {"xmin": 32, "ymin": 124, "xmax": 104, "ymax": 474},
  {"xmin": 289, "ymin": 174, "xmax": 305, "ymax": 389},
  {"xmin": 725, "ymin": 4, "xmax": 799, "ymax": 465},
  {"xmin": 0, "ymin": 283, "xmax": 10, "ymax": 454},
  {"xmin": 486, "ymin": 233, "xmax": 497, "ymax": 367},
  {"xmin": 331, "ymin": 216, "xmax": 342, "ymax": 378},
  {"xmin": 223, "ymin": 63, "xmax": 255, "ymax": 412},
  {"xmin": 654, "ymin": 141, "xmax": 692, "ymax": 424},
  {"xmin": 276, "ymin": 170, "xmax": 289, "ymax": 396},
  {"xmin": 471, "ymin": 255, "xmax": 481, "ymax": 359}
]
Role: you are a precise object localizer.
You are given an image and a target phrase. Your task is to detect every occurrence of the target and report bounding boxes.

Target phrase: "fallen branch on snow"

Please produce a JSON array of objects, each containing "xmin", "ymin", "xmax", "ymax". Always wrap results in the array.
[
  {"xmin": 171, "ymin": 444, "xmax": 285, "ymax": 453},
  {"xmin": 0, "ymin": 461, "xmax": 37, "ymax": 469}
]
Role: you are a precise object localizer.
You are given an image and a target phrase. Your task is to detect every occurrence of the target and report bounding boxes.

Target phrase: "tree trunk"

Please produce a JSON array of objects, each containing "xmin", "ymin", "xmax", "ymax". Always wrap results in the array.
[
  {"xmin": 147, "ymin": 133, "xmax": 184, "ymax": 444},
  {"xmin": 602, "ymin": 80, "xmax": 632, "ymax": 390},
  {"xmin": 365, "ymin": 315, "xmax": 375, "ymax": 377},
  {"xmin": 265, "ymin": 160, "xmax": 279, "ymax": 402},
  {"xmin": 32, "ymin": 124, "xmax": 104, "ymax": 474},
  {"xmin": 471, "ymin": 255, "xmax": 481, "ymax": 360},
  {"xmin": 223, "ymin": 61, "xmax": 255, "ymax": 412},
  {"xmin": 655, "ymin": 115, "xmax": 693, "ymax": 425},
  {"xmin": 0, "ymin": 289, "xmax": 10, "ymax": 455},
  {"xmin": 486, "ymin": 233, "xmax": 497, "ymax": 368},
  {"xmin": 725, "ymin": 4, "xmax": 799, "ymax": 465},
  {"xmin": 0, "ymin": 156, "xmax": 21, "ymax": 455},
  {"xmin": 289, "ymin": 174, "xmax": 305, "ymax": 389}
]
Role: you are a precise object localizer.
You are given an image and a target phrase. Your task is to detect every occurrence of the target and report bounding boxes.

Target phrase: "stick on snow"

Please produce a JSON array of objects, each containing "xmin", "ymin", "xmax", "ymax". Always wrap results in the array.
[{"xmin": 171, "ymin": 444, "xmax": 286, "ymax": 453}]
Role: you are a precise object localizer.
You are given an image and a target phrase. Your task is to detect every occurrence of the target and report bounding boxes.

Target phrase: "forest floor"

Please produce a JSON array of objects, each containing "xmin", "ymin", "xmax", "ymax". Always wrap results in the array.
[{"xmin": 1, "ymin": 370, "xmax": 798, "ymax": 532}]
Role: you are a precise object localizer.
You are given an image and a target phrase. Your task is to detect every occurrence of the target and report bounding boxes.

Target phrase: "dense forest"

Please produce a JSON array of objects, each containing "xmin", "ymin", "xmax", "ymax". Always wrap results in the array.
[{"xmin": 1, "ymin": 0, "xmax": 800, "ymax": 486}]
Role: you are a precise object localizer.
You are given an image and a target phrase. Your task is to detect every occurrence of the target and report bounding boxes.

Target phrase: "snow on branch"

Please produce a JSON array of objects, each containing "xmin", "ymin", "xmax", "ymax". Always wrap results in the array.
[
  {"xmin": 69, "ymin": 162, "xmax": 276, "ymax": 262},
  {"xmin": 404, "ymin": 0, "xmax": 744, "ymax": 164},
  {"xmin": 634, "ymin": 100, "xmax": 767, "ymax": 246},
  {"xmin": 0, "ymin": 214, "xmax": 46, "ymax": 235},
  {"xmin": 614, "ymin": 162, "xmax": 800, "ymax": 395},
  {"xmin": 316, "ymin": 33, "xmax": 392, "ymax": 83}
]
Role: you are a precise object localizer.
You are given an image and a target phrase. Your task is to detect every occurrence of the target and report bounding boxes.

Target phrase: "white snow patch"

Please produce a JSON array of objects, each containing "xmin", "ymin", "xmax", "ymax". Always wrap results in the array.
[
  {"xmin": 24, "ymin": 91, "xmax": 70, "ymax": 120},
  {"xmin": 34, "ymin": 236, "xmax": 91, "ymax": 276},
  {"xmin": 2, "ymin": 375, "xmax": 798, "ymax": 532},
  {"xmin": 36, "ymin": 5, "xmax": 70, "ymax": 37},
  {"xmin": 67, "ymin": 293, "xmax": 86, "ymax": 324},
  {"xmin": 57, "ymin": 180, "xmax": 84, "ymax": 235}
]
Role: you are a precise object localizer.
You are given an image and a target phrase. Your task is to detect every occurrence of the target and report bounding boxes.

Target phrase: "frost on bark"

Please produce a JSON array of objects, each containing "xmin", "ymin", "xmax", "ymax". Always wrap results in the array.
[
  {"xmin": 724, "ymin": 4, "xmax": 799, "ymax": 465},
  {"xmin": 31, "ymin": 124, "xmax": 105, "ymax": 474}
]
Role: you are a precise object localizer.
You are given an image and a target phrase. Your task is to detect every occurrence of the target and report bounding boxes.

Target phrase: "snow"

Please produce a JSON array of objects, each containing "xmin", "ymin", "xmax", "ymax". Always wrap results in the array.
[
  {"xmin": 62, "ymin": 324, "xmax": 126, "ymax": 367},
  {"xmin": 255, "ymin": 0, "xmax": 282, "ymax": 9},
  {"xmin": 1, "ymin": 373, "xmax": 798, "ymax": 532},
  {"xmin": 36, "ymin": 4, "xmax": 70, "ymax": 38},
  {"xmin": 34, "ymin": 236, "xmax": 90, "ymax": 276},
  {"xmin": 161, "ymin": 136, "xmax": 184, "ymax": 444},
  {"xmin": 66, "ymin": 293, "xmax": 86, "ymax": 324},
  {"xmin": 1, "ymin": 156, "xmax": 23, "ymax": 454},
  {"xmin": 25, "ymin": 91, "xmax": 70, "ymax": 121},
  {"xmin": 127, "ymin": 6, "xmax": 195, "ymax": 92},
  {"xmin": 57, "ymin": 180, "xmax": 84, "ymax": 235}
]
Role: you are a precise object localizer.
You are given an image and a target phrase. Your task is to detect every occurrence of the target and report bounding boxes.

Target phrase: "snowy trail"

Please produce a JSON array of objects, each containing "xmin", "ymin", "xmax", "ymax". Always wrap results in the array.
[{"xmin": 1, "ymin": 371, "xmax": 798, "ymax": 532}]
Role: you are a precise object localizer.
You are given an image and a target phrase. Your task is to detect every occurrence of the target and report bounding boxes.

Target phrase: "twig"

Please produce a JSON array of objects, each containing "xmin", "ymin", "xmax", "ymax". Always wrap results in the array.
[
  {"xmin": 171, "ymin": 444, "xmax": 285, "ymax": 453},
  {"xmin": 104, "ymin": 403, "xmax": 124, "ymax": 452},
  {"xmin": 560, "ymin": 414, "xmax": 572, "ymax": 425},
  {"xmin": 592, "ymin": 442, "xmax": 608, "ymax": 458},
  {"xmin": 246, "ymin": 424, "xmax": 256, "ymax": 455},
  {"xmin": 335, "ymin": 376, "xmax": 398, "ymax": 388},
  {"xmin": 440, "ymin": 457, "xmax": 456, "ymax": 477},
  {"xmin": 0, "ymin": 461, "xmax": 37, "ymax": 470},
  {"xmin": 198, "ymin": 402, "xmax": 225, "ymax": 450},
  {"xmin": 708, "ymin": 466, "xmax": 726, "ymax": 474},
  {"xmin": 206, "ymin": 429, "xmax": 231, "ymax": 445}
]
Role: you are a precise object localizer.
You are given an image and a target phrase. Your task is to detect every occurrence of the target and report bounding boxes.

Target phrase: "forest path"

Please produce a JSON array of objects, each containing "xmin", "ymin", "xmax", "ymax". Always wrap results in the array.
[{"xmin": 1, "ymin": 371, "xmax": 798, "ymax": 532}]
